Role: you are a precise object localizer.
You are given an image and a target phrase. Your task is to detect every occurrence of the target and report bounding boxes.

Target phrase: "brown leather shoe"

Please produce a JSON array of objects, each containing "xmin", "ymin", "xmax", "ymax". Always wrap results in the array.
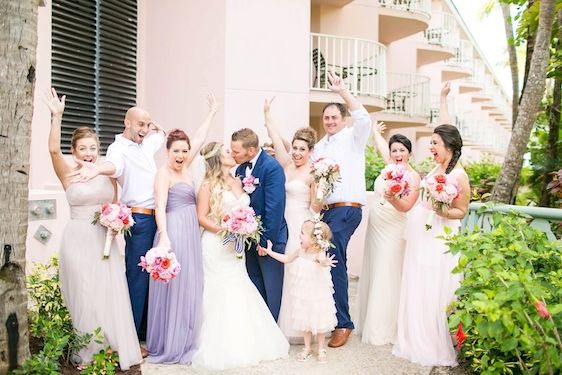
[
  {"xmin": 328, "ymin": 328, "xmax": 352, "ymax": 348},
  {"xmin": 140, "ymin": 345, "xmax": 149, "ymax": 358}
]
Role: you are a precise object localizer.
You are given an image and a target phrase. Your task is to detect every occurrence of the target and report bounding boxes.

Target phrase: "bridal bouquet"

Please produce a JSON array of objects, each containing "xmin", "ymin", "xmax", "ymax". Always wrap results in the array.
[
  {"xmin": 379, "ymin": 163, "xmax": 413, "ymax": 205},
  {"xmin": 92, "ymin": 202, "xmax": 135, "ymax": 259},
  {"xmin": 311, "ymin": 157, "xmax": 341, "ymax": 201},
  {"xmin": 138, "ymin": 247, "xmax": 181, "ymax": 283},
  {"xmin": 221, "ymin": 206, "xmax": 263, "ymax": 259},
  {"xmin": 422, "ymin": 173, "xmax": 459, "ymax": 230}
]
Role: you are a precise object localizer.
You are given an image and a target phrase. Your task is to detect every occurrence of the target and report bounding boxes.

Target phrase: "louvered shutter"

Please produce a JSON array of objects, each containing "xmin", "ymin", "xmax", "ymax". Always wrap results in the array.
[{"xmin": 51, "ymin": 0, "xmax": 137, "ymax": 154}]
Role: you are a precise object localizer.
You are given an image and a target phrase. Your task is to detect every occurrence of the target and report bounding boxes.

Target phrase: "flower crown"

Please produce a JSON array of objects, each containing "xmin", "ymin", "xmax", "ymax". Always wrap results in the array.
[
  {"xmin": 202, "ymin": 143, "xmax": 222, "ymax": 160},
  {"xmin": 311, "ymin": 213, "xmax": 333, "ymax": 251}
]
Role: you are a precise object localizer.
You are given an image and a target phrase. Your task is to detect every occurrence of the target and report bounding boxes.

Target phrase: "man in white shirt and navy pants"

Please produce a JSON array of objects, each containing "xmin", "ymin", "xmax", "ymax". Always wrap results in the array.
[
  {"xmin": 313, "ymin": 72, "xmax": 372, "ymax": 348},
  {"xmin": 70, "ymin": 107, "xmax": 165, "ymax": 351}
]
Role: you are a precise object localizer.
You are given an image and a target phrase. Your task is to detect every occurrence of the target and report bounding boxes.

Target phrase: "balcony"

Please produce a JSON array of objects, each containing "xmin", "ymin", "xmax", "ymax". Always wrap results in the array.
[
  {"xmin": 310, "ymin": 33, "xmax": 386, "ymax": 112},
  {"xmin": 377, "ymin": 0, "xmax": 431, "ymax": 44},
  {"xmin": 377, "ymin": 73, "xmax": 429, "ymax": 127},
  {"xmin": 459, "ymin": 59, "xmax": 485, "ymax": 94},
  {"xmin": 417, "ymin": 12, "xmax": 457, "ymax": 67},
  {"xmin": 442, "ymin": 40, "xmax": 473, "ymax": 81},
  {"xmin": 416, "ymin": 95, "xmax": 456, "ymax": 135}
]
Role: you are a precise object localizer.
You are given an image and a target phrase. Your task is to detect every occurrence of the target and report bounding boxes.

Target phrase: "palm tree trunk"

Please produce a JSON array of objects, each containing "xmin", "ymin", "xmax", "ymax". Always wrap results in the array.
[
  {"xmin": 491, "ymin": 0, "xmax": 557, "ymax": 203},
  {"xmin": 501, "ymin": 2, "xmax": 520, "ymax": 125},
  {"xmin": 0, "ymin": 0, "xmax": 37, "ymax": 372}
]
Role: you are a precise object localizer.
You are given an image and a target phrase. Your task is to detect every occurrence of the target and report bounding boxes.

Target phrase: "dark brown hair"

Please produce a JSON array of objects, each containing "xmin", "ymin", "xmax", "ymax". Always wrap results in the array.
[
  {"xmin": 321, "ymin": 102, "xmax": 349, "ymax": 117},
  {"xmin": 389, "ymin": 134, "xmax": 412, "ymax": 153},
  {"xmin": 434, "ymin": 124, "xmax": 463, "ymax": 174}
]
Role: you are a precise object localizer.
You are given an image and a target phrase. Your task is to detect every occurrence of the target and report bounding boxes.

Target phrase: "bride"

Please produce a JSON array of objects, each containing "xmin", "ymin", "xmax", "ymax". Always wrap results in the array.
[{"xmin": 192, "ymin": 142, "xmax": 289, "ymax": 370}]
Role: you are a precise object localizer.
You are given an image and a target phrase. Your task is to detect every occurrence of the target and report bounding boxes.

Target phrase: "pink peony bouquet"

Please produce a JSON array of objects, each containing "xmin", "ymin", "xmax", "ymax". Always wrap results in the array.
[
  {"xmin": 379, "ymin": 163, "xmax": 413, "ymax": 205},
  {"xmin": 311, "ymin": 157, "xmax": 341, "ymax": 201},
  {"xmin": 92, "ymin": 202, "xmax": 135, "ymax": 259},
  {"xmin": 221, "ymin": 206, "xmax": 263, "ymax": 259},
  {"xmin": 138, "ymin": 247, "xmax": 181, "ymax": 283},
  {"xmin": 422, "ymin": 173, "xmax": 459, "ymax": 230}
]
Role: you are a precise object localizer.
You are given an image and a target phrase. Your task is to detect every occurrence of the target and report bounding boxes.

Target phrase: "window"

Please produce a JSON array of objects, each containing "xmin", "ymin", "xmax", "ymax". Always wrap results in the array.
[{"xmin": 51, "ymin": 0, "xmax": 137, "ymax": 154}]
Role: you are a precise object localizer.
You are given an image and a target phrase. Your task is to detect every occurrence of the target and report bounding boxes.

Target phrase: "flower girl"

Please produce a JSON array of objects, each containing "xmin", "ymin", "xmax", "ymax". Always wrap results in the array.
[{"xmin": 264, "ymin": 217, "xmax": 337, "ymax": 363}]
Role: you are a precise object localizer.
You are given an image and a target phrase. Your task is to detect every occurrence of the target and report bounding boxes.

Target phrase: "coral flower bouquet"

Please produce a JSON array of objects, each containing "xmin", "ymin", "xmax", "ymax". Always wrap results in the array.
[
  {"xmin": 92, "ymin": 202, "xmax": 135, "ymax": 259},
  {"xmin": 422, "ymin": 173, "xmax": 459, "ymax": 230},
  {"xmin": 311, "ymin": 157, "xmax": 341, "ymax": 201},
  {"xmin": 221, "ymin": 206, "xmax": 263, "ymax": 259},
  {"xmin": 138, "ymin": 247, "xmax": 181, "ymax": 283},
  {"xmin": 379, "ymin": 163, "xmax": 413, "ymax": 205}
]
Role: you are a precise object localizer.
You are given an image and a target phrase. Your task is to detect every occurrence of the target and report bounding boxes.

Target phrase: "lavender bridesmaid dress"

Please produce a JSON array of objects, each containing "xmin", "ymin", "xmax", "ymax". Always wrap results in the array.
[{"xmin": 146, "ymin": 182, "xmax": 203, "ymax": 364}]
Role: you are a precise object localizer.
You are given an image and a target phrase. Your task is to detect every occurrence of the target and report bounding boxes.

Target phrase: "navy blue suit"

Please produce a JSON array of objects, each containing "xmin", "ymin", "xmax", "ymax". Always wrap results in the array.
[{"xmin": 236, "ymin": 150, "xmax": 287, "ymax": 321}]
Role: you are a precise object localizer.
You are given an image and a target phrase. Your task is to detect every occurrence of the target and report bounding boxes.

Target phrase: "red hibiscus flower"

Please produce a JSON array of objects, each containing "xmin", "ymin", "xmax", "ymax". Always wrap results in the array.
[
  {"xmin": 123, "ymin": 217, "xmax": 129, "ymax": 225},
  {"xmin": 455, "ymin": 323, "xmax": 466, "ymax": 350},
  {"xmin": 435, "ymin": 174, "xmax": 447, "ymax": 184},
  {"xmin": 161, "ymin": 258, "xmax": 170, "ymax": 269},
  {"xmin": 534, "ymin": 301, "xmax": 550, "ymax": 319}
]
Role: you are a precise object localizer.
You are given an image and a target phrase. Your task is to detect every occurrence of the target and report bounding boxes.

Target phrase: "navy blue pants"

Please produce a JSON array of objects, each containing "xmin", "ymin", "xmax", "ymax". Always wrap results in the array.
[
  {"xmin": 125, "ymin": 213, "xmax": 157, "ymax": 340},
  {"xmin": 245, "ymin": 243, "xmax": 285, "ymax": 322},
  {"xmin": 322, "ymin": 206, "xmax": 362, "ymax": 329}
]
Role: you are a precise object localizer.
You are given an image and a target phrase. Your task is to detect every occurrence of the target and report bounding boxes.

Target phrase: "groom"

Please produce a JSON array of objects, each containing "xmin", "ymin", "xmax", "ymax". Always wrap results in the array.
[{"xmin": 231, "ymin": 128, "xmax": 288, "ymax": 321}]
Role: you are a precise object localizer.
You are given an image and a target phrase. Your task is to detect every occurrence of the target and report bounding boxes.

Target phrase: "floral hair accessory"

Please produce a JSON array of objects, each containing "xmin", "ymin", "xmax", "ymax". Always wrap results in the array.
[{"xmin": 311, "ymin": 213, "xmax": 333, "ymax": 251}]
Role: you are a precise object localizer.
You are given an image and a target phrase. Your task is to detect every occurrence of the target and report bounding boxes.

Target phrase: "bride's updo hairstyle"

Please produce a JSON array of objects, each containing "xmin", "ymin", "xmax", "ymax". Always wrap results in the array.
[
  {"xmin": 292, "ymin": 127, "xmax": 317, "ymax": 150},
  {"xmin": 433, "ymin": 124, "xmax": 463, "ymax": 174},
  {"xmin": 201, "ymin": 142, "xmax": 228, "ymax": 220},
  {"xmin": 166, "ymin": 128, "xmax": 191, "ymax": 150}
]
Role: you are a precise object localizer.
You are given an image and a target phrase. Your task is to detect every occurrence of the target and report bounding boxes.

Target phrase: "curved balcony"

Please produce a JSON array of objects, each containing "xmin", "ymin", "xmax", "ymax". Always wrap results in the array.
[
  {"xmin": 310, "ymin": 33, "xmax": 386, "ymax": 112},
  {"xmin": 417, "ymin": 12, "xmax": 457, "ymax": 67},
  {"xmin": 377, "ymin": 0, "xmax": 431, "ymax": 44},
  {"xmin": 442, "ymin": 40, "xmax": 473, "ymax": 81},
  {"xmin": 459, "ymin": 59, "xmax": 485, "ymax": 94},
  {"xmin": 377, "ymin": 73, "xmax": 429, "ymax": 127}
]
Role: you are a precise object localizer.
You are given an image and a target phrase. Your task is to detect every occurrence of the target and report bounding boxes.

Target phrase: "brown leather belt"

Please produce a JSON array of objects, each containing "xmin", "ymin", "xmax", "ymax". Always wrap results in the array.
[
  {"xmin": 327, "ymin": 202, "xmax": 362, "ymax": 210},
  {"xmin": 130, "ymin": 207, "xmax": 155, "ymax": 215}
]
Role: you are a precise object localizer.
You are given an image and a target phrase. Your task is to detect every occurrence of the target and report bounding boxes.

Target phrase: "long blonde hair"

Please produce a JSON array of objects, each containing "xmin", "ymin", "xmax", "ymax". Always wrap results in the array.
[{"xmin": 200, "ymin": 142, "xmax": 228, "ymax": 221}]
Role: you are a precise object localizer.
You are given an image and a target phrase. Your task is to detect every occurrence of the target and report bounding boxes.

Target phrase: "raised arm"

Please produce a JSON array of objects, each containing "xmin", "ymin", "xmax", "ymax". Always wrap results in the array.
[
  {"xmin": 327, "ymin": 70, "xmax": 361, "ymax": 111},
  {"xmin": 263, "ymin": 98, "xmax": 291, "ymax": 167},
  {"xmin": 44, "ymin": 88, "xmax": 72, "ymax": 189},
  {"xmin": 439, "ymin": 82, "xmax": 451, "ymax": 124},
  {"xmin": 371, "ymin": 121, "xmax": 390, "ymax": 164},
  {"xmin": 154, "ymin": 168, "xmax": 171, "ymax": 248},
  {"xmin": 196, "ymin": 183, "xmax": 223, "ymax": 234},
  {"xmin": 187, "ymin": 94, "xmax": 218, "ymax": 165}
]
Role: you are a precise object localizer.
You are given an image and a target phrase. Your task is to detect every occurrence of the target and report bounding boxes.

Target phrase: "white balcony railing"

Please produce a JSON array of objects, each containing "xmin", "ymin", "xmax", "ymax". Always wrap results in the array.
[
  {"xmin": 310, "ymin": 33, "xmax": 386, "ymax": 98},
  {"xmin": 429, "ymin": 95, "xmax": 456, "ymax": 126},
  {"xmin": 423, "ymin": 12, "xmax": 458, "ymax": 50},
  {"xmin": 466, "ymin": 59, "xmax": 485, "ymax": 85},
  {"xmin": 377, "ymin": 0, "xmax": 431, "ymax": 17},
  {"xmin": 447, "ymin": 39, "xmax": 473, "ymax": 69},
  {"xmin": 384, "ymin": 73, "xmax": 429, "ymax": 117}
]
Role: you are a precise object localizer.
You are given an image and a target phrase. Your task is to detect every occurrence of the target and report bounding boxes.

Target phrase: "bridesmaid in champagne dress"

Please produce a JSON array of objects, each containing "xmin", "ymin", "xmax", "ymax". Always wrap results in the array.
[
  {"xmin": 393, "ymin": 124, "xmax": 470, "ymax": 366},
  {"xmin": 357, "ymin": 124, "xmax": 420, "ymax": 345},
  {"xmin": 45, "ymin": 88, "xmax": 141, "ymax": 370},
  {"xmin": 263, "ymin": 98, "xmax": 322, "ymax": 341},
  {"xmin": 147, "ymin": 96, "xmax": 217, "ymax": 364}
]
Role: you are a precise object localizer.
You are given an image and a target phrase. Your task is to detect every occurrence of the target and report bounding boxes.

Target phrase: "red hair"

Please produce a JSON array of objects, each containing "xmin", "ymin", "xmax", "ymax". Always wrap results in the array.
[{"xmin": 166, "ymin": 128, "xmax": 191, "ymax": 149}]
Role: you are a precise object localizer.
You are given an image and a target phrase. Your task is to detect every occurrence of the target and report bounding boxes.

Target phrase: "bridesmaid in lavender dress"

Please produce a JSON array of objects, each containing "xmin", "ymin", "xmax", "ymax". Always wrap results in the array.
[
  {"xmin": 146, "ymin": 95, "xmax": 217, "ymax": 364},
  {"xmin": 263, "ymin": 98, "xmax": 322, "ymax": 342}
]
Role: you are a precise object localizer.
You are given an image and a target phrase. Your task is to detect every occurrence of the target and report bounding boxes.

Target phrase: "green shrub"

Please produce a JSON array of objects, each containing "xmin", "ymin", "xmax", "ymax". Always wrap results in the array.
[
  {"xmin": 464, "ymin": 159, "xmax": 501, "ymax": 202},
  {"xmin": 412, "ymin": 156, "xmax": 435, "ymax": 179},
  {"xmin": 364, "ymin": 145, "xmax": 385, "ymax": 191},
  {"xmin": 15, "ymin": 255, "xmax": 110, "ymax": 374},
  {"xmin": 80, "ymin": 348, "xmax": 120, "ymax": 375},
  {"xmin": 446, "ymin": 211, "xmax": 562, "ymax": 374}
]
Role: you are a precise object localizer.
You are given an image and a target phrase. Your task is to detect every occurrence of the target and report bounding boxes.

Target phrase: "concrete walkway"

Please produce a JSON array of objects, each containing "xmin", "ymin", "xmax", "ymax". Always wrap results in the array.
[{"xmin": 140, "ymin": 277, "xmax": 438, "ymax": 375}]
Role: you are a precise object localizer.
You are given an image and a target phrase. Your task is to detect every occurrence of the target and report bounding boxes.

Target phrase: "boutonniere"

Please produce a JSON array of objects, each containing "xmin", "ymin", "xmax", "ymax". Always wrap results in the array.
[{"xmin": 242, "ymin": 174, "xmax": 259, "ymax": 194}]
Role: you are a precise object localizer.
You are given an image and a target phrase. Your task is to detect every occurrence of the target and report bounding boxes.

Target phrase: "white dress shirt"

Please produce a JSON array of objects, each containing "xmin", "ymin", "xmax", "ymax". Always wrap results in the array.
[
  {"xmin": 105, "ymin": 132, "xmax": 165, "ymax": 209},
  {"xmin": 313, "ymin": 106, "xmax": 372, "ymax": 205},
  {"xmin": 245, "ymin": 149, "xmax": 263, "ymax": 175}
]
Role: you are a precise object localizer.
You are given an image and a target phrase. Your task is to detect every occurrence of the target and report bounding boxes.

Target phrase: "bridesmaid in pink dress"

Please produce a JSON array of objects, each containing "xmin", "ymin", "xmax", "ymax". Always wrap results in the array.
[
  {"xmin": 392, "ymin": 123, "xmax": 470, "ymax": 366},
  {"xmin": 263, "ymin": 98, "xmax": 322, "ymax": 342}
]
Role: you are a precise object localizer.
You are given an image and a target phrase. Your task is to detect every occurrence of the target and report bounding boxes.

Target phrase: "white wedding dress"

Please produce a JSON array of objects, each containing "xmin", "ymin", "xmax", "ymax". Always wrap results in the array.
[{"xmin": 191, "ymin": 190, "xmax": 289, "ymax": 371}]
